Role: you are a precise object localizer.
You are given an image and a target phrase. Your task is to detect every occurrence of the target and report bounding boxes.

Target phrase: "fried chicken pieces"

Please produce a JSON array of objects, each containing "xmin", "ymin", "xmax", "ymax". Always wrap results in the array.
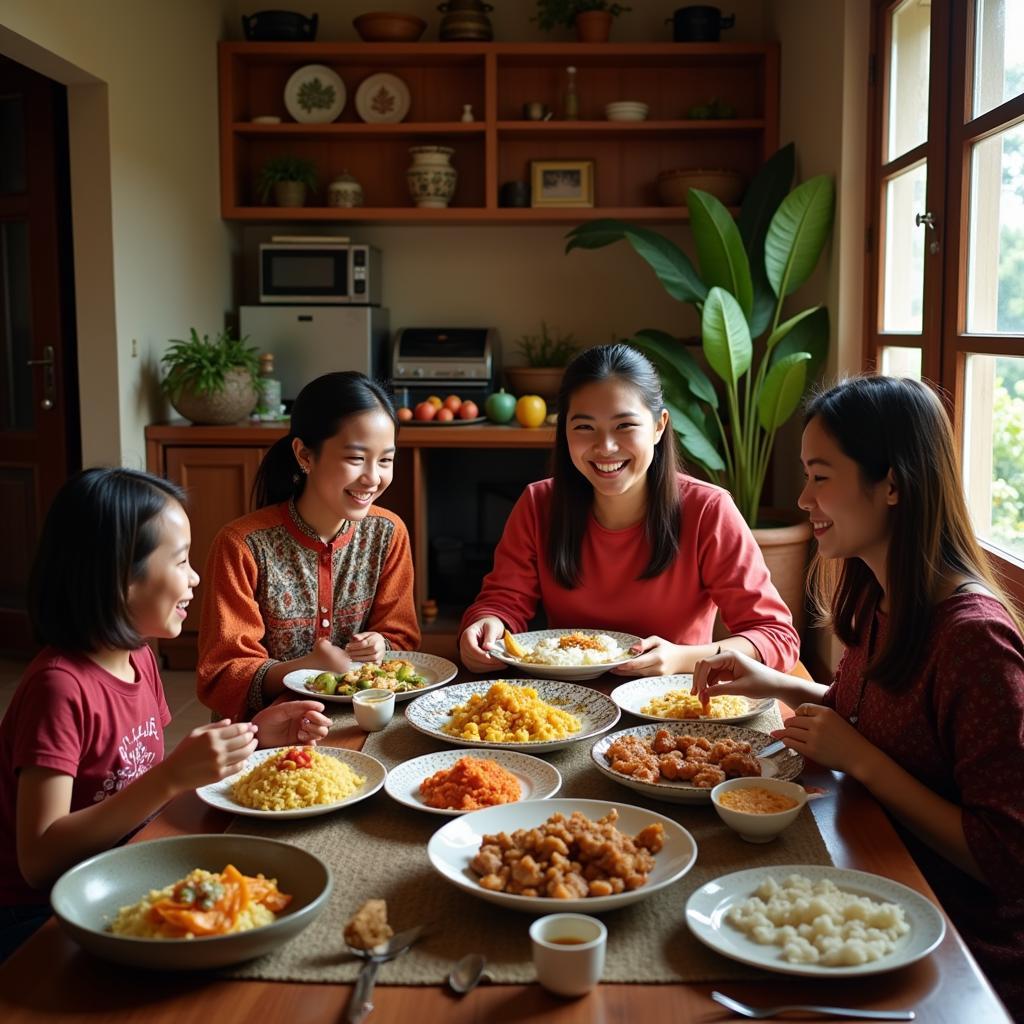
[{"xmin": 605, "ymin": 729, "xmax": 762, "ymax": 788}]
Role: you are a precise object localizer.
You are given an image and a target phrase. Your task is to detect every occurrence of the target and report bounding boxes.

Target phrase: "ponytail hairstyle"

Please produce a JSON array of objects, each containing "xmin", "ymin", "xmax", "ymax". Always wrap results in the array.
[
  {"xmin": 252, "ymin": 371, "xmax": 397, "ymax": 509},
  {"xmin": 805, "ymin": 374, "xmax": 1023, "ymax": 689},
  {"xmin": 29, "ymin": 467, "xmax": 186, "ymax": 653},
  {"xmin": 549, "ymin": 343, "xmax": 681, "ymax": 588}
]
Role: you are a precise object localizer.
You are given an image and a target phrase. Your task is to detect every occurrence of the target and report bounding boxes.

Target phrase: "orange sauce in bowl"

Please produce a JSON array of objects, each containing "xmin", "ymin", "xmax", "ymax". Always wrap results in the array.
[{"xmin": 718, "ymin": 788, "xmax": 798, "ymax": 815}]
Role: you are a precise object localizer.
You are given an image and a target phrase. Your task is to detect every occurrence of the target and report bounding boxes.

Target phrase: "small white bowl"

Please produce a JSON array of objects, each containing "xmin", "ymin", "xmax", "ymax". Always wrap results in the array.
[
  {"xmin": 352, "ymin": 687, "xmax": 396, "ymax": 731},
  {"xmin": 605, "ymin": 101, "xmax": 649, "ymax": 122},
  {"xmin": 711, "ymin": 777, "xmax": 807, "ymax": 843}
]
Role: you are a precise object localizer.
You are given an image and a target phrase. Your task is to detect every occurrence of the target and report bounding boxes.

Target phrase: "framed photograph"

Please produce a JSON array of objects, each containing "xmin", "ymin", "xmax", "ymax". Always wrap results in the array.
[{"xmin": 530, "ymin": 160, "xmax": 595, "ymax": 208}]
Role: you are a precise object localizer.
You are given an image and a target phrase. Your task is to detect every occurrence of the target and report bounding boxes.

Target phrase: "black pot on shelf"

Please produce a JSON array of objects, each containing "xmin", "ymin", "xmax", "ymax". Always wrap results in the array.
[
  {"xmin": 241, "ymin": 10, "xmax": 318, "ymax": 41},
  {"xmin": 668, "ymin": 6, "xmax": 735, "ymax": 42}
]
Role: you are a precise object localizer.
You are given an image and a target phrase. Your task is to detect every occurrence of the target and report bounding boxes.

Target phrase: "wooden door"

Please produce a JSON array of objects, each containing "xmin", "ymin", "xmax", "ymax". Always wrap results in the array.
[
  {"xmin": 163, "ymin": 446, "xmax": 265, "ymax": 668},
  {"xmin": 0, "ymin": 56, "xmax": 79, "ymax": 653}
]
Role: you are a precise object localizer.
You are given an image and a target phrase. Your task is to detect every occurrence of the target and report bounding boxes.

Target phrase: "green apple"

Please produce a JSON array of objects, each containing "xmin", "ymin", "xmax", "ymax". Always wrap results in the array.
[{"xmin": 485, "ymin": 388, "xmax": 517, "ymax": 423}]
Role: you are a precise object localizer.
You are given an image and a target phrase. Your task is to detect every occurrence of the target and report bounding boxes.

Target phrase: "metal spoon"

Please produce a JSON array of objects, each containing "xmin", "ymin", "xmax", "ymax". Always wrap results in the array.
[
  {"xmin": 448, "ymin": 953, "xmax": 489, "ymax": 994},
  {"xmin": 346, "ymin": 925, "xmax": 424, "ymax": 1023},
  {"xmin": 711, "ymin": 990, "xmax": 915, "ymax": 1020}
]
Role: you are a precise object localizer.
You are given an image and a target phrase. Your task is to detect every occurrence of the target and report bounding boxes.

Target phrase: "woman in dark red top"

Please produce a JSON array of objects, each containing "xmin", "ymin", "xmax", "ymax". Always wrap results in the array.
[{"xmin": 693, "ymin": 376, "xmax": 1024, "ymax": 1020}]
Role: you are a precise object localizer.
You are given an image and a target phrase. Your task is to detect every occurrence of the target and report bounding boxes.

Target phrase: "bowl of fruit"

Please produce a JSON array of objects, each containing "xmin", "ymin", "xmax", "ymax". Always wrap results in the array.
[{"xmin": 395, "ymin": 394, "xmax": 483, "ymax": 425}]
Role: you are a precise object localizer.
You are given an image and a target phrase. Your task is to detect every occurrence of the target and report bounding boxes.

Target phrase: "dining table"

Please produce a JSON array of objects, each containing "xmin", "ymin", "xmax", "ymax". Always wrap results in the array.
[{"xmin": 0, "ymin": 661, "xmax": 1012, "ymax": 1024}]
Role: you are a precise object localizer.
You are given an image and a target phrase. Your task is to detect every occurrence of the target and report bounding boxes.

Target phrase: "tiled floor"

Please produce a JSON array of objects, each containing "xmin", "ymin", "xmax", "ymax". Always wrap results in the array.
[{"xmin": 0, "ymin": 657, "xmax": 212, "ymax": 748}]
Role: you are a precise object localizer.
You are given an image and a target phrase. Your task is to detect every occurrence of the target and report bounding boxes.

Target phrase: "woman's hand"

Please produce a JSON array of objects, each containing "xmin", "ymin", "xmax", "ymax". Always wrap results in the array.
[
  {"xmin": 308, "ymin": 637, "xmax": 356, "ymax": 673},
  {"xmin": 346, "ymin": 632, "xmax": 387, "ymax": 663},
  {"xmin": 253, "ymin": 700, "xmax": 331, "ymax": 747},
  {"xmin": 161, "ymin": 720, "xmax": 258, "ymax": 791},
  {"xmin": 771, "ymin": 704, "xmax": 878, "ymax": 776},
  {"xmin": 610, "ymin": 635, "xmax": 689, "ymax": 676},
  {"xmin": 459, "ymin": 616, "xmax": 506, "ymax": 672},
  {"xmin": 691, "ymin": 649, "xmax": 780, "ymax": 701}
]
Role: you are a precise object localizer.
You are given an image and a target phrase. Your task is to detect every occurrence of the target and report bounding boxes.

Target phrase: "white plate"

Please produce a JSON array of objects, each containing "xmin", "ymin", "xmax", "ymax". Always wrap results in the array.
[
  {"xmin": 610, "ymin": 676, "xmax": 775, "ymax": 724},
  {"xmin": 591, "ymin": 721, "xmax": 803, "ymax": 804},
  {"xmin": 488, "ymin": 628, "xmax": 642, "ymax": 681},
  {"xmin": 405, "ymin": 679, "xmax": 620, "ymax": 753},
  {"xmin": 384, "ymin": 747, "xmax": 562, "ymax": 817},
  {"xmin": 428, "ymin": 798, "xmax": 698, "ymax": 913},
  {"xmin": 355, "ymin": 73, "xmax": 410, "ymax": 124},
  {"xmin": 284, "ymin": 64, "xmax": 345, "ymax": 123},
  {"xmin": 685, "ymin": 865, "xmax": 946, "ymax": 977},
  {"xmin": 196, "ymin": 746, "xmax": 386, "ymax": 819},
  {"xmin": 282, "ymin": 651, "xmax": 458, "ymax": 704}
]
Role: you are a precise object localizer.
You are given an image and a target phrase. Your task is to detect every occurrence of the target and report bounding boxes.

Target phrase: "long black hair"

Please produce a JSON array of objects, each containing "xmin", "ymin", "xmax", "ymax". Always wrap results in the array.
[
  {"xmin": 549, "ymin": 343, "xmax": 681, "ymax": 588},
  {"xmin": 29, "ymin": 467, "xmax": 186, "ymax": 652},
  {"xmin": 805, "ymin": 375, "xmax": 1022, "ymax": 689},
  {"xmin": 252, "ymin": 371, "xmax": 397, "ymax": 509}
]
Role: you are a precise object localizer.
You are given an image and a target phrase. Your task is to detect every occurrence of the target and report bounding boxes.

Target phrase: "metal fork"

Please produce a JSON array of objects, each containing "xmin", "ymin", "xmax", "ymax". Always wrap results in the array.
[{"xmin": 711, "ymin": 991, "xmax": 916, "ymax": 1020}]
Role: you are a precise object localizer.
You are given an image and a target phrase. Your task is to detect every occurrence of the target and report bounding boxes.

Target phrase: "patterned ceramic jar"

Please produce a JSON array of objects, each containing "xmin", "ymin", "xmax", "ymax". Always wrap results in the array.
[
  {"xmin": 327, "ymin": 170, "xmax": 364, "ymax": 208},
  {"xmin": 406, "ymin": 146, "xmax": 457, "ymax": 208}
]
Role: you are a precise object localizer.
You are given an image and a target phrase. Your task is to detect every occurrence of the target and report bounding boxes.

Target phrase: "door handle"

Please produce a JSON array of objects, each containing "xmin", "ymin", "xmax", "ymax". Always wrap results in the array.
[{"xmin": 26, "ymin": 345, "xmax": 56, "ymax": 410}]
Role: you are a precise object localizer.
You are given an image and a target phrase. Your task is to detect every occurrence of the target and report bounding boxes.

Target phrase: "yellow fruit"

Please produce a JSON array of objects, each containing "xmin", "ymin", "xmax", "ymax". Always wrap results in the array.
[
  {"xmin": 515, "ymin": 394, "xmax": 547, "ymax": 428},
  {"xmin": 503, "ymin": 629, "xmax": 527, "ymax": 658},
  {"xmin": 427, "ymin": 395, "xmax": 443, "ymax": 409}
]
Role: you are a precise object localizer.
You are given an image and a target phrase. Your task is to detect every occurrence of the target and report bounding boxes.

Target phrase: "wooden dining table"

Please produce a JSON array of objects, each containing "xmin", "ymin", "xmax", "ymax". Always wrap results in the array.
[{"xmin": 0, "ymin": 663, "xmax": 1012, "ymax": 1024}]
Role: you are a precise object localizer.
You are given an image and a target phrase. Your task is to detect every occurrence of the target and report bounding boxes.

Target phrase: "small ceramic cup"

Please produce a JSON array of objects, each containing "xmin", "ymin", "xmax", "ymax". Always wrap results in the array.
[
  {"xmin": 530, "ymin": 913, "xmax": 606, "ymax": 997},
  {"xmin": 523, "ymin": 100, "xmax": 549, "ymax": 120},
  {"xmin": 351, "ymin": 688, "xmax": 395, "ymax": 731}
]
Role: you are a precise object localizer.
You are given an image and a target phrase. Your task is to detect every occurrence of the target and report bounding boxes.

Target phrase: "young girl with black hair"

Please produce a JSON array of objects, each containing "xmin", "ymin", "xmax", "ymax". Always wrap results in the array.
[
  {"xmin": 460, "ymin": 343, "xmax": 799, "ymax": 675},
  {"xmin": 198, "ymin": 371, "xmax": 419, "ymax": 721},
  {"xmin": 0, "ymin": 468, "xmax": 328, "ymax": 959},
  {"xmin": 692, "ymin": 376, "xmax": 1024, "ymax": 1018}
]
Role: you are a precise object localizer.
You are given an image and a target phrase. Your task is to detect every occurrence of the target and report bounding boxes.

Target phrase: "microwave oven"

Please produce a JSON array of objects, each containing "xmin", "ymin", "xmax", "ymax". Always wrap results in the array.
[{"xmin": 258, "ymin": 241, "xmax": 381, "ymax": 305}]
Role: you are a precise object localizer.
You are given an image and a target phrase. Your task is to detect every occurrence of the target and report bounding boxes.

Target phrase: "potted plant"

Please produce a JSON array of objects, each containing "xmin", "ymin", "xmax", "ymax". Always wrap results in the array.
[
  {"xmin": 533, "ymin": 0, "xmax": 632, "ymax": 42},
  {"xmin": 505, "ymin": 322, "xmax": 580, "ymax": 404},
  {"xmin": 565, "ymin": 144, "xmax": 834, "ymax": 632},
  {"xmin": 256, "ymin": 156, "xmax": 318, "ymax": 207},
  {"xmin": 161, "ymin": 328, "xmax": 261, "ymax": 425}
]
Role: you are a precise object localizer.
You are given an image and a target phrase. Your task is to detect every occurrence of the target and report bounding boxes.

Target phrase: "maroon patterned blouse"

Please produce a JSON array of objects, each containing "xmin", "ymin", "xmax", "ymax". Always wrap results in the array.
[{"xmin": 823, "ymin": 593, "xmax": 1024, "ymax": 1019}]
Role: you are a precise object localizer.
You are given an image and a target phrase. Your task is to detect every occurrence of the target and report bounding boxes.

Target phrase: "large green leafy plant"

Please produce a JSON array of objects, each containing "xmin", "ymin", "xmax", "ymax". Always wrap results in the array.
[
  {"xmin": 160, "ymin": 328, "xmax": 260, "ymax": 400},
  {"xmin": 566, "ymin": 144, "xmax": 834, "ymax": 525}
]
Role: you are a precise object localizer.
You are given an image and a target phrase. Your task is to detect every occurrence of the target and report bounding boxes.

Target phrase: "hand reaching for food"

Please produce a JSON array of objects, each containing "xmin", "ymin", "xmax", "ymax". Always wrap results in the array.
[
  {"xmin": 253, "ymin": 699, "xmax": 330, "ymax": 747},
  {"xmin": 459, "ymin": 616, "xmax": 506, "ymax": 672},
  {"xmin": 345, "ymin": 631, "xmax": 387, "ymax": 663}
]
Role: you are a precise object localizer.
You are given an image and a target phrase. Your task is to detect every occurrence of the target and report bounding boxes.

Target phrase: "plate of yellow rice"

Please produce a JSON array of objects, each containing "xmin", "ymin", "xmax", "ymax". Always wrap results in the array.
[
  {"xmin": 196, "ymin": 745, "xmax": 386, "ymax": 819},
  {"xmin": 610, "ymin": 676, "xmax": 775, "ymax": 724},
  {"xmin": 404, "ymin": 679, "xmax": 619, "ymax": 753}
]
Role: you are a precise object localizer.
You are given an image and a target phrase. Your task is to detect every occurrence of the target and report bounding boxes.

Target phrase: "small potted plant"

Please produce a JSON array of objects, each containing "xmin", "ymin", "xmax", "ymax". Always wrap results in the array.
[
  {"xmin": 533, "ymin": 0, "xmax": 631, "ymax": 42},
  {"xmin": 256, "ymin": 156, "xmax": 318, "ymax": 207},
  {"xmin": 161, "ymin": 328, "xmax": 261, "ymax": 425},
  {"xmin": 505, "ymin": 323, "xmax": 580, "ymax": 404}
]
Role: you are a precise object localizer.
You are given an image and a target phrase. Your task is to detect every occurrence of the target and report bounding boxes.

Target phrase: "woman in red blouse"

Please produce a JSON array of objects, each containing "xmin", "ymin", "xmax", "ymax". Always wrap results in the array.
[
  {"xmin": 460, "ymin": 344, "xmax": 799, "ymax": 675},
  {"xmin": 693, "ymin": 375, "xmax": 1024, "ymax": 1019}
]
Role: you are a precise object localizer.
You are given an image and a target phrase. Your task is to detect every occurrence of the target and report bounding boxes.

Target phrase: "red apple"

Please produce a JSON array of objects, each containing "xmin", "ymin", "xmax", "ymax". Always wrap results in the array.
[
  {"xmin": 436, "ymin": 407, "xmax": 455, "ymax": 421},
  {"xmin": 442, "ymin": 394, "xmax": 462, "ymax": 413},
  {"xmin": 396, "ymin": 406, "xmax": 413, "ymax": 422},
  {"xmin": 414, "ymin": 401, "xmax": 437, "ymax": 421},
  {"xmin": 459, "ymin": 400, "xmax": 479, "ymax": 420}
]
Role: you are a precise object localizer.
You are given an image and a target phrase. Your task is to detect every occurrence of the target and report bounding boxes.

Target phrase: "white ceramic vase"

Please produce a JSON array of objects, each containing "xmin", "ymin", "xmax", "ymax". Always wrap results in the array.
[{"xmin": 406, "ymin": 146, "xmax": 457, "ymax": 208}]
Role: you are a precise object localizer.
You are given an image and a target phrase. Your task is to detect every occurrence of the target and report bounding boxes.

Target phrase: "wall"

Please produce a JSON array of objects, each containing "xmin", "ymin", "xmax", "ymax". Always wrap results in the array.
[{"xmin": 0, "ymin": 0, "xmax": 235, "ymax": 467}]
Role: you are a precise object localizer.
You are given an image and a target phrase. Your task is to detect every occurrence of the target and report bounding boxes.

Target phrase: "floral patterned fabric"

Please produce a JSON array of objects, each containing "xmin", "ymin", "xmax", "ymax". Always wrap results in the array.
[
  {"xmin": 823, "ymin": 594, "xmax": 1024, "ymax": 1019},
  {"xmin": 197, "ymin": 501, "xmax": 419, "ymax": 719}
]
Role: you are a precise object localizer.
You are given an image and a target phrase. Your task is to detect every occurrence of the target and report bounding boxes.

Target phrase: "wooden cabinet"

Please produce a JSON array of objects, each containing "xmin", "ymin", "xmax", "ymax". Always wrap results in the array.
[{"xmin": 219, "ymin": 41, "xmax": 778, "ymax": 223}]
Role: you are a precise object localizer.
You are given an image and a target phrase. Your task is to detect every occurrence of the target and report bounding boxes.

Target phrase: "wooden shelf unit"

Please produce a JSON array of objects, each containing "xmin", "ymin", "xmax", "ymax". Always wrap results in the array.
[{"xmin": 219, "ymin": 41, "xmax": 779, "ymax": 223}]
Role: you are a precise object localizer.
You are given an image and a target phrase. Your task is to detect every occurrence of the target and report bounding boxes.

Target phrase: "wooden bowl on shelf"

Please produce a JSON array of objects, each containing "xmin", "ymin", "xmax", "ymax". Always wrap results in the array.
[
  {"xmin": 353, "ymin": 12, "xmax": 428, "ymax": 42},
  {"xmin": 657, "ymin": 168, "xmax": 745, "ymax": 207}
]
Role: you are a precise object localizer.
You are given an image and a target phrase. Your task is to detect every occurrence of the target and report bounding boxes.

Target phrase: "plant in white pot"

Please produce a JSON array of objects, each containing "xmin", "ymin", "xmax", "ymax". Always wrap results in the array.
[
  {"xmin": 161, "ymin": 328, "xmax": 261, "ymax": 425},
  {"xmin": 505, "ymin": 323, "xmax": 580, "ymax": 405},
  {"xmin": 565, "ymin": 144, "xmax": 835, "ymax": 633},
  {"xmin": 256, "ymin": 156, "xmax": 318, "ymax": 208}
]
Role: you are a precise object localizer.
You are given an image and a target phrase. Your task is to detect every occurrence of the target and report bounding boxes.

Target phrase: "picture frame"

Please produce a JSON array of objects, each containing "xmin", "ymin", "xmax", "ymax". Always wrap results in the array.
[{"xmin": 530, "ymin": 159, "xmax": 595, "ymax": 208}]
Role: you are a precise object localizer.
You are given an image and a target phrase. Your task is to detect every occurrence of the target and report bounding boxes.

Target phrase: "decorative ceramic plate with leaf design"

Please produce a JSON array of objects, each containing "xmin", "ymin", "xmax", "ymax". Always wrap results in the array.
[
  {"xmin": 284, "ymin": 64, "xmax": 345, "ymax": 123},
  {"xmin": 355, "ymin": 72, "xmax": 411, "ymax": 124}
]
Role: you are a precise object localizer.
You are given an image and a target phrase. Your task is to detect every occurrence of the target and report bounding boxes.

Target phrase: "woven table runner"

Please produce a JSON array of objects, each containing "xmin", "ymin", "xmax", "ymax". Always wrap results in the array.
[{"xmin": 226, "ymin": 704, "xmax": 832, "ymax": 985}]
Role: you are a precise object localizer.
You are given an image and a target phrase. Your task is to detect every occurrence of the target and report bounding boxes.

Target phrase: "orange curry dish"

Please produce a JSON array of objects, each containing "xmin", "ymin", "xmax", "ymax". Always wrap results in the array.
[{"xmin": 419, "ymin": 756, "xmax": 522, "ymax": 810}]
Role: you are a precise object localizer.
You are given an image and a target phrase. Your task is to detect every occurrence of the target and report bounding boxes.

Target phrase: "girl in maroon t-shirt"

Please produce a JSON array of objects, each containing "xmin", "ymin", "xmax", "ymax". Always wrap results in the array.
[
  {"xmin": 0, "ymin": 468, "xmax": 330, "ymax": 960},
  {"xmin": 692, "ymin": 376, "xmax": 1024, "ymax": 1020}
]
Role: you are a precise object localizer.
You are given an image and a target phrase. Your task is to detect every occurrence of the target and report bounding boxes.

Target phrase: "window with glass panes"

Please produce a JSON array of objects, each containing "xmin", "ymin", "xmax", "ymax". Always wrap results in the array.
[{"xmin": 866, "ymin": 0, "xmax": 1024, "ymax": 602}]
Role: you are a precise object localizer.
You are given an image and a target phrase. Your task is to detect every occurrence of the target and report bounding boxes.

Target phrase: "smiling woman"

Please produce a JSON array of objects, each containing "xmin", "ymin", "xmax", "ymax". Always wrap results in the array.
[
  {"xmin": 196, "ymin": 372, "xmax": 420, "ymax": 721},
  {"xmin": 459, "ymin": 345, "xmax": 800, "ymax": 679}
]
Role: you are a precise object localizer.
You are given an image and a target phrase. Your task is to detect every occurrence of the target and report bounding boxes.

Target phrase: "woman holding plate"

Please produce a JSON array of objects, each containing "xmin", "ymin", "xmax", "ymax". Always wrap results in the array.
[
  {"xmin": 692, "ymin": 375, "xmax": 1024, "ymax": 1018},
  {"xmin": 459, "ymin": 344, "xmax": 800, "ymax": 676}
]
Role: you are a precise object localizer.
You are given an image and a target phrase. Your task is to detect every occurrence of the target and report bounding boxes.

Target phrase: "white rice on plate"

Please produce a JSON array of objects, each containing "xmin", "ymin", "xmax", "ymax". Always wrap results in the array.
[{"xmin": 520, "ymin": 633, "xmax": 627, "ymax": 667}]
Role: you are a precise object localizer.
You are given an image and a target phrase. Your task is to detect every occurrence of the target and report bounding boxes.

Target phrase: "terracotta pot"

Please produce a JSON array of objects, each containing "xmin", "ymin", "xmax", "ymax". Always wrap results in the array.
[
  {"xmin": 169, "ymin": 367, "xmax": 259, "ymax": 426},
  {"xmin": 751, "ymin": 510, "xmax": 813, "ymax": 637},
  {"xmin": 272, "ymin": 180, "xmax": 307, "ymax": 207},
  {"xmin": 575, "ymin": 10, "xmax": 613, "ymax": 42},
  {"xmin": 504, "ymin": 366, "xmax": 566, "ymax": 405}
]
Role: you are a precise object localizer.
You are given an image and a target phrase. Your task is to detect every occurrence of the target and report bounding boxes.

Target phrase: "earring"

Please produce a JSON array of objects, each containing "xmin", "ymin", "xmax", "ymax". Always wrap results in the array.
[{"xmin": 301, "ymin": 465, "xmax": 309, "ymax": 475}]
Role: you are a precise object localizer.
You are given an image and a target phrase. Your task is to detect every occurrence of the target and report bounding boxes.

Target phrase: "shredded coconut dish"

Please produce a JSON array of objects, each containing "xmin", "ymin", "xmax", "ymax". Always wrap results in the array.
[
  {"xmin": 419, "ymin": 756, "xmax": 522, "ymax": 810},
  {"xmin": 515, "ymin": 632, "xmax": 628, "ymax": 667},
  {"xmin": 109, "ymin": 864, "xmax": 291, "ymax": 939},
  {"xmin": 727, "ymin": 873, "xmax": 911, "ymax": 965},
  {"xmin": 231, "ymin": 747, "xmax": 366, "ymax": 810},
  {"xmin": 442, "ymin": 682, "xmax": 582, "ymax": 743},
  {"xmin": 641, "ymin": 691, "xmax": 750, "ymax": 720}
]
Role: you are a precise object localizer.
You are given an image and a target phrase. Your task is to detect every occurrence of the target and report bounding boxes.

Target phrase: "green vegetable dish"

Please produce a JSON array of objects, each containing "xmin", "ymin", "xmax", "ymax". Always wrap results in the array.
[{"xmin": 306, "ymin": 659, "xmax": 429, "ymax": 697}]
